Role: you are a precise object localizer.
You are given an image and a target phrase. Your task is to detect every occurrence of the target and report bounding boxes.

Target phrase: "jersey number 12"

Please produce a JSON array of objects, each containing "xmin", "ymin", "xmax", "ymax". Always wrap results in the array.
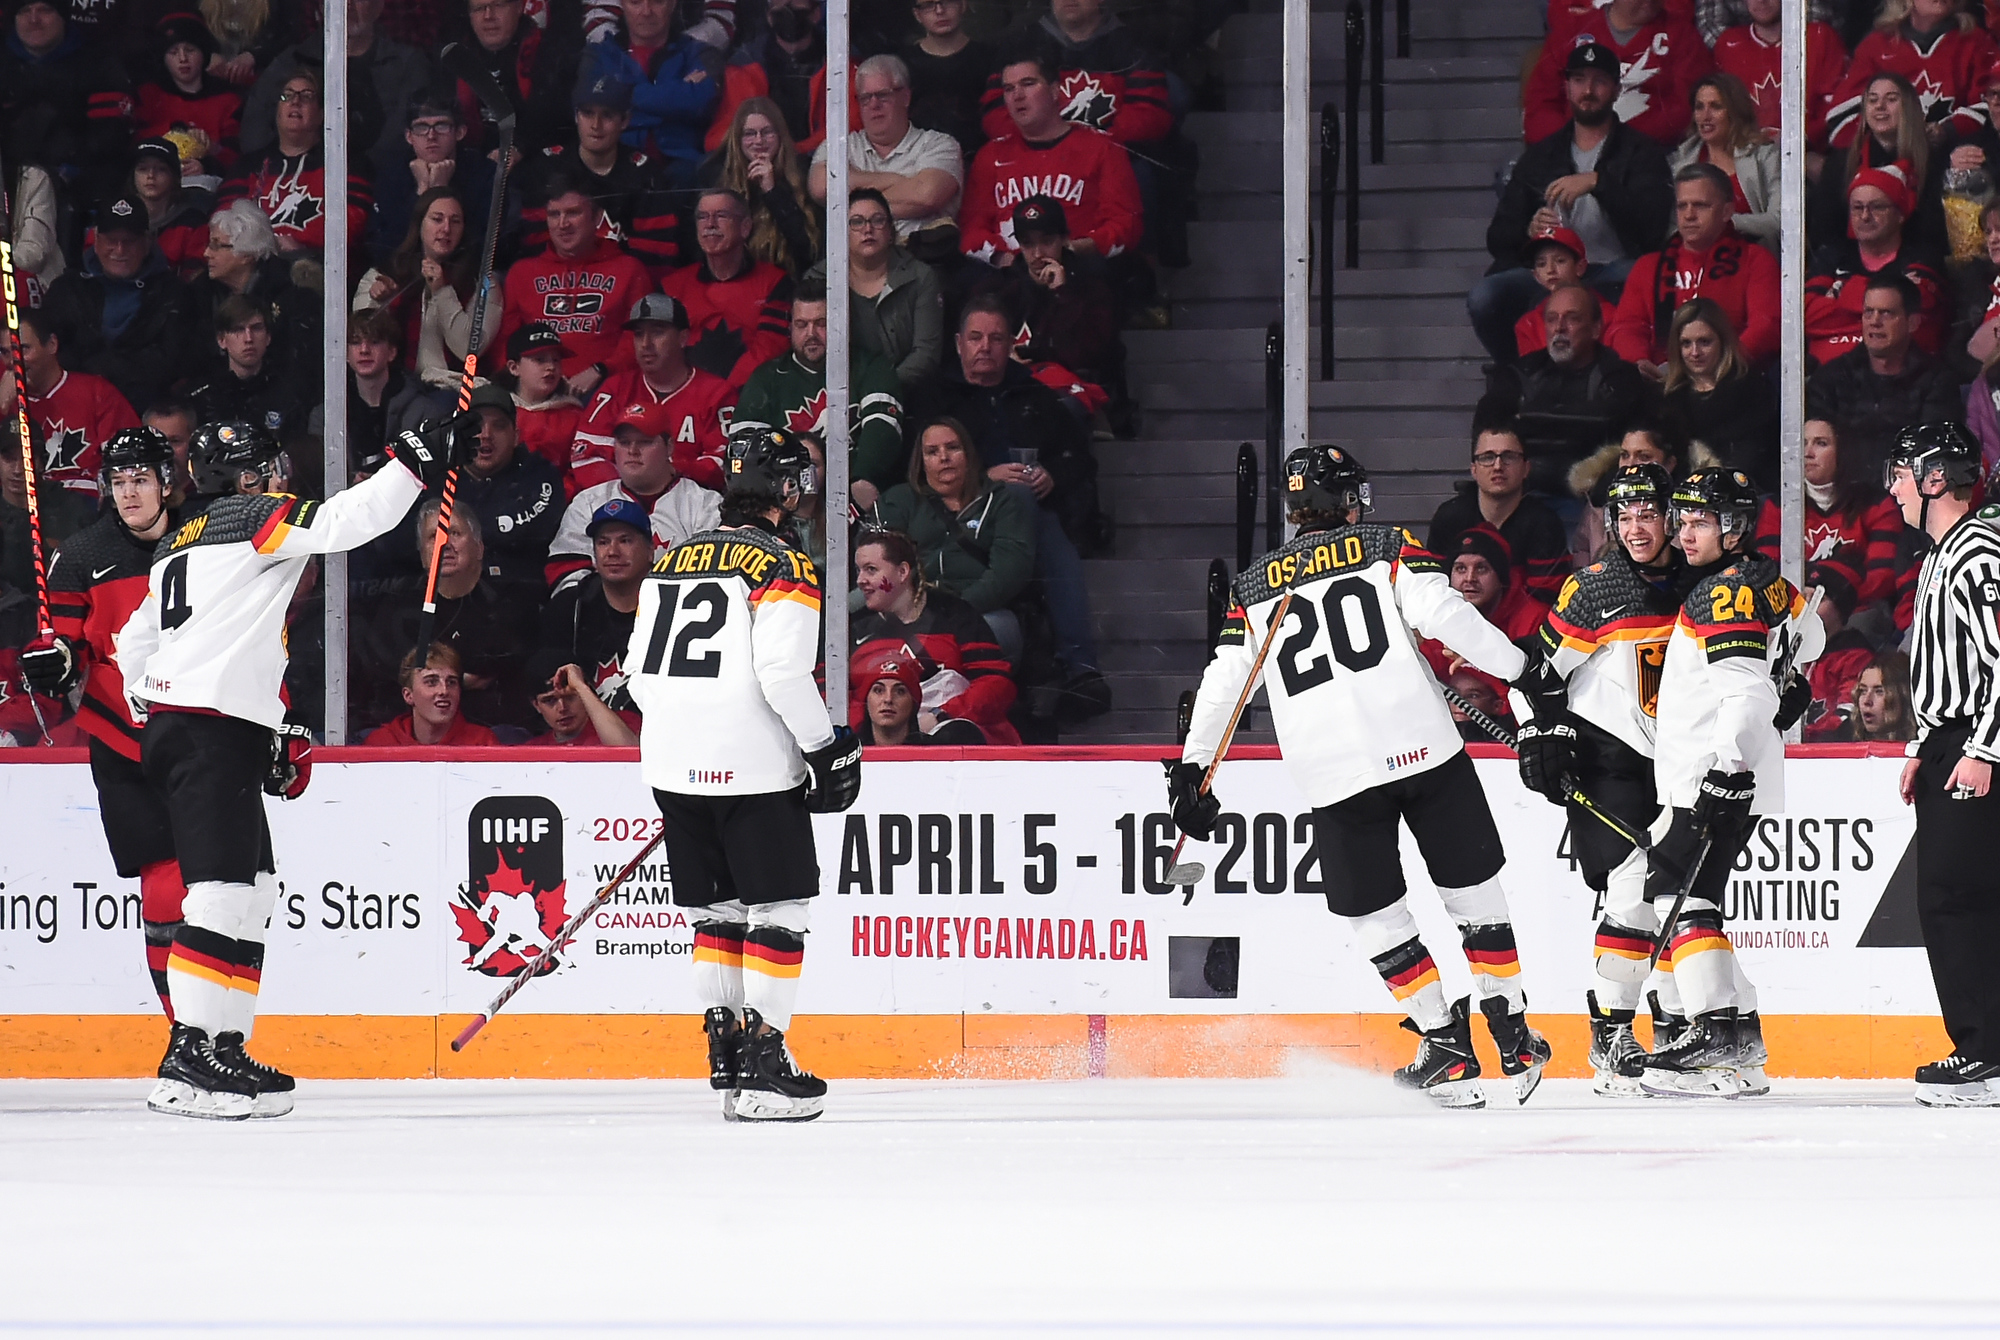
[
  {"xmin": 639, "ymin": 580, "xmax": 727, "ymax": 678},
  {"xmin": 1276, "ymin": 577, "xmax": 1388, "ymax": 695}
]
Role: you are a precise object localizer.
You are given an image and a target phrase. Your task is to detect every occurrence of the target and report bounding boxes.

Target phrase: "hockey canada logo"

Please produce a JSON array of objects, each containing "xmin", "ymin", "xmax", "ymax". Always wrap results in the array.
[
  {"xmin": 1058, "ymin": 71, "xmax": 1117, "ymax": 129},
  {"xmin": 544, "ymin": 293, "xmax": 605, "ymax": 318},
  {"xmin": 454, "ymin": 796, "xmax": 571, "ymax": 977}
]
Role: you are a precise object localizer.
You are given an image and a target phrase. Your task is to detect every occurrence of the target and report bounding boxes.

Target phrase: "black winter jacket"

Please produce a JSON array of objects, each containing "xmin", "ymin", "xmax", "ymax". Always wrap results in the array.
[
  {"xmin": 1486, "ymin": 119, "xmax": 1674, "ymax": 273},
  {"xmin": 1483, "ymin": 346, "xmax": 1650, "ymax": 495},
  {"xmin": 455, "ymin": 449, "xmax": 566, "ymax": 589},
  {"xmin": 41, "ymin": 250, "xmax": 193, "ymax": 415},
  {"xmin": 904, "ymin": 360, "xmax": 1101, "ymax": 547},
  {"xmin": 1804, "ymin": 346, "xmax": 1966, "ymax": 480}
]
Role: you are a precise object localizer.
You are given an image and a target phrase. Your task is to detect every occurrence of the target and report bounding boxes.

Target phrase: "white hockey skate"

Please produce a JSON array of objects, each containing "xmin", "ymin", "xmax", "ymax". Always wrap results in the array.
[{"xmin": 1586, "ymin": 992, "xmax": 1646, "ymax": 1098}]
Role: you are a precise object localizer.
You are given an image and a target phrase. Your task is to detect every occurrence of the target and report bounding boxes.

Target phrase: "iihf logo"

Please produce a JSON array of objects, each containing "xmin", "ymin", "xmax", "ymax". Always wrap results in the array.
[{"xmin": 453, "ymin": 796, "xmax": 571, "ymax": 977}]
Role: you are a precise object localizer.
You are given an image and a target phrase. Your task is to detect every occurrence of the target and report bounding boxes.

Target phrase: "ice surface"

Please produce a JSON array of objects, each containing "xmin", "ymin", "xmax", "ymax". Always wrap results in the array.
[{"xmin": 2, "ymin": 1069, "xmax": 1997, "ymax": 1337}]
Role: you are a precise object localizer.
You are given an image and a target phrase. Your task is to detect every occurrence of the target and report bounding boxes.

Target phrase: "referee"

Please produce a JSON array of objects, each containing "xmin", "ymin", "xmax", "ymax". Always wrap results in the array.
[{"xmin": 1889, "ymin": 424, "xmax": 2000, "ymax": 1108}]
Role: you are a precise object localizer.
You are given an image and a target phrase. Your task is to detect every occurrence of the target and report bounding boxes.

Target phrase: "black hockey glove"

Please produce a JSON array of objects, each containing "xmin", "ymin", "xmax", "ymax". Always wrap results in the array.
[
  {"xmin": 1165, "ymin": 760, "xmax": 1220, "ymax": 841},
  {"xmin": 390, "ymin": 422, "xmax": 455, "ymax": 491},
  {"xmin": 1509, "ymin": 644, "xmax": 1569, "ymax": 722},
  {"xmin": 19, "ymin": 633, "xmax": 79, "ymax": 695},
  {"xmin": 1515, "ymin": 716, "xmax": 1578, "ymax": 805},
  {"xmin": 1692, "ymin": 769, "xmax": 1755, "ymax": 839},
  {"xmin": 803, "ymin": 727, "xmax": 863, "ymax": 813},
  {"xmin": 1773, "ymin": 672, "xmax": 1812, "ymax": 732},
  {"xmin": 265, "ymin": 723, "xmax": 313, "ymax": 800}
]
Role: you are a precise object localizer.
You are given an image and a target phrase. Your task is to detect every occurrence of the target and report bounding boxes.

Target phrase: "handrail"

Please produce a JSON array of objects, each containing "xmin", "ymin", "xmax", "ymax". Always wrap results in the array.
[
  {"xmin": 1396, "ymin": 0, "xmax": 1410, "ymax": 58},
  {"xmin": 1344, "ymin": 2, "xmax": 1363, "ymax": 269},
  {"xmin": 1320, "ymin": 102, "xmax": 1339, "ymax": 369},
  {"xmin": 1369, "ymin": 0, "xmax": 1385, "ymax": 164},
  {"xmin": 1176, "ymin": 690, "xmax": 1196, "ymax": 742},
  {"xmin": 1263, "ymin": 322, "xmax": 1283, "ymax": 550},
  {"xmin": 1206, "ymin": 558, "xmax": 1231, "ymax": 653},
  {"xmin": 1235, "ymin": 442, "xmax": 1258, "ymax": 573}
]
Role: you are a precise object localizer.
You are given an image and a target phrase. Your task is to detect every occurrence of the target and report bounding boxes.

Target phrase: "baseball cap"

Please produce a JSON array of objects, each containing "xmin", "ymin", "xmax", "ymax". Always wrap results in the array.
[
  {"xmin": 586, "ymin": 496, "xmax": 653, "ymax": 537},
  {"xmin": 573, "ymin": 65, "xmax": 633, "ymax": 113},
  {"xmin": 612, "ymin": 399, "xmax": 675, "ymax": 438},
  {"xmin": 466, "ymin": 382, "xmax": 516, "ymax": 415},
  {"xmin": 506, "ymin": 322, "xmax": 573, "ymax": 361},
  {"xmin": 95, "ymin": 193, "xmax": 149, "ymax": 237},
  {"xmin": 1012, "ymin": 195, "xmax": 1068, "ymax": 240},
  {"xmin": 1523, "ymin": 226, "xmax": 1586, "ymax": 265},
  {"xmin": 133, "ymin": 137, "xmax": 183, "ymax": 176},
  {"xmin": 523, "ymin": 648, "xmax": 570, "ymax": 697},
  {"xmin": 625, "ymin": 293, "xmax": 688, "ymax": 330},
  {"xmin": 1564, "ymin": 42, "xmax": 1619, "ymax": 77}
]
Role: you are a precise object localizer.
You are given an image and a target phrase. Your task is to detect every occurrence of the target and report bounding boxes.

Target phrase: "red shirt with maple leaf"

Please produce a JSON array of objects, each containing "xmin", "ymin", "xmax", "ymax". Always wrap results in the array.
[
  {"xmin": 575, "ymin": 365, "xmax": 736, "ymax": 493},
  {"xmin": 499, "ymin": 237, "xmax": 656, "ymax": 380},
  {"xmin": 1713, "ymin": 22, "xmax": 1847, "ymax": 150},
  {"xmin": 960, "ymin": 125, "xmax": 1145, "ymax": 262},
  {"xmin": 216, "ymin": 147, "xmax": 373, "ymax": 254},
  {"xmin": 658, "ymin": 258, "xmax": 794, "ymax": 394},
  {"xmin": 1827, "ymin": 22, "xmax": 1996, "ymax": 149},
  {"xmin": 25, "ymin": 370, "xmax": 141, "ymax": 499},
  {"xmin": 1524, "ymin": 12, "xmax": 1716, "ymax": 147}
]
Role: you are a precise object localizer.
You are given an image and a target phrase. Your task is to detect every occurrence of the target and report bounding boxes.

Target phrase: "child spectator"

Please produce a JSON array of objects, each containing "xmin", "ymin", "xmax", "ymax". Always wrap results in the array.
[
  {"xmin": 355, "ymin": 186, "xmax": 502, "ymax": 393},
  {"xmin": 188, "ymin": 296, "xmax": 311, "ymax": 439},
  {"xmin": 903, "ymin": 0, "xmax": 993, "ymax": 158},
  {"xmin": 517, "ymin": 70, "xmax": 684, "ymax": 277},
  {"xmin": 660, "ymin": 187, "xmax": 796, "ymax": 393},
  {"xmin": 574, "ymin": 293, "xmax": 734, "ymax": 492},
  {"xmin": 854, "ymin": 648, "xmax": 988, "ymax": 745},
  {"xmin": 218, "ymin": 67, "xmax": 375, "ymax": 257},
  {"xmin": 1446, "ymin": 668, "xmax": 1512, "ymax": 742},
  {"xmin": 499, "ymin": 170, "xmax": 656, "ymax": 398},
  {"xmin": 1667, "ymin": 72, "xmax": 1782, "ymax": 249},
  {"xmin": 366, "ymin": 643, "xmax": 503, "ymax": 747},
  {"xmin": 1513, "ymin": 228, "xmax": 1588, "ymax": 359},
  {"xmin": 805, "ymin": 187, "xmax": 944, "ymax": 391},
  {"xmin": 507, "ymin": 324, "xmax": 588, "ymax": 491},
  {"xmin": 457, "ymin": 382, "xmax": 566, "ymax": 589},
  {"xmin": 523, "ymin": 652, "xmax": 639, "ymax": 746},
  {"xmin": 130, "ymin": 138, "xmax": 216, "ymax": 279},
  {"xmin": 134, "ymin": 12, "xmax": 244, "ymax": 172},
  {"xmin": 1656, "ymin": 295, "xmax": 1782, "ymax": 482},
  {"xmin": 1608, "ymin": 163, "xmax": 1781, "ymax": 374},
  {"xmin": 545, "ymin": 399, "xmax": 721, "ymax": 588},
  {"xmin": 539, "ymin": 497, "xmax": 652, "ymax": 707},
  {"xmin": 852, "ymin": 528, "xmax": 1019, "ymax": 744},
  {"xmin": 705, "ymin": 96, "xmax": 824, "ymax": 278}
]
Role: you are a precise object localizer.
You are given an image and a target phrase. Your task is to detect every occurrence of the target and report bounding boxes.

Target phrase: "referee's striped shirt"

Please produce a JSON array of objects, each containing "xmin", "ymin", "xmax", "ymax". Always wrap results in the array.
[{"xmin": 1909, "ymin": 510, "xmax": 2000, "ymax": 760}]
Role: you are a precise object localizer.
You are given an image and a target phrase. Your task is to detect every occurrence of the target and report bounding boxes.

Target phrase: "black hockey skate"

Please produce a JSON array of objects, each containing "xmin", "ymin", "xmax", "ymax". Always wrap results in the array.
[
  {"xmin": 733, "ymin": 1008, "xmax": 826, "ymax": 1122},
  {"xmin": 1620, "ymin": 991, "xmax": 1686, "ymax": 1083},
  {"xmin": 1914, "ymin": 1054, "xmax": 2000, "ymax": 1108},
  {"xmin": 1394, "ymin": 997, "xmax": 1485, "ymax": 1109},
  {"xmin": 147, "ymin": 1023, "xmax": 257, "ymax": 1121},
  {"xmin": 704, "ymin": 1007, "xmax": 744, "ymax": 1121},
  {"xmin": 1735, "ymin": 1011, "xmax": 1770, "ymax": 1096},
  {"xmin": 1479, "ymin": 995, "xmax": 1552, "ymax": 1105},
  {"xmin": 1586, "ymin": 991, "xmax": 1646, "ymax": 1099},
  {"xmin": 1640, "ymin": 1010, "xmax": 1751, "ymax": 1098},
  {"xmin": 212, "ymin": 1031, "xmax": 296, "ymax": 1118}
]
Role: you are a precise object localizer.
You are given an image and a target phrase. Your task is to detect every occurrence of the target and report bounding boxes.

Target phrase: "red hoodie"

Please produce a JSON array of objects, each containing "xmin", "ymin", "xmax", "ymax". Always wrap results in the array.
[
  {"xmin": 499, "ymin": 237, "xmax": 655, "ymax": 379},
  {"xmin": 1606, "ymin": 225, "xmax": 1781, "ymax": 367}
]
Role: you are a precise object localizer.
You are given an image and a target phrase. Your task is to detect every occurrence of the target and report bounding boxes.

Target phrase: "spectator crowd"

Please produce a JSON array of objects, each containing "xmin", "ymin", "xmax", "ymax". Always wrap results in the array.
[{"xmin": 0, "ymin": 0, "xmax": 1240, "ymax": 748}]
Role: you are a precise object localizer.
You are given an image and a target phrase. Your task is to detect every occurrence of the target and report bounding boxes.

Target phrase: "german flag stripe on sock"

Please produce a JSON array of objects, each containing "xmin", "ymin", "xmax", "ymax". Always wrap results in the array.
[
  {"xmin": 1594, "ymin": 923, "xmax": 1655, "ymax": 963},
  {"xmin": 1371, "ymin": 937, "xmax": 1441, "ymax": 1001},
  {"xmin": 166, "ymin": 944, "xmax": 236, "ymax": 990},
  {"xmin": 232, "ymin": 962, "xmax": 262, "ymax": 992},
  {"xmin": 1459, "ymin": 924, "xmax": 1520, "ymax": 977},
  {"xmin": 743, "ymin": 940, "xmax": 804, "ymax": 978},
  {"xmin": 1669, "ymin": 925, "xmax": 1732, "ymax": 958},
  {"xmin": 692, "ymin": 927, "xmax": 746, "ymax": 967},
  {"xmin": 1384, "ymin": 960, "xmax": 1440, "ymax": 999}
]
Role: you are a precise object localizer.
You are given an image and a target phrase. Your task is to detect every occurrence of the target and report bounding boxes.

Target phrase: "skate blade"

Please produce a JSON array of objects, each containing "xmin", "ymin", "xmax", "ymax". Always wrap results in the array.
[
  {"xmin": 250, "ymin": 1090, "xmax": 295, "ymax": 1118},
  {"xmin": 1591, "ymin": 1068, "xmax": 1647, "ymax": 1098},
  {"xmin": 147, "ymin": 1078, "xmax": 253, "ymax": 1121},
  {"xmin": 1511, "ymin": 1063, "xmax": 1546, "ymax": 1106},
  {"xmin": 1916, "ymin": 1082, "xmax": 2000, "ymax": 1108},
  {"xmin": 720, "ymin": 1088, "xmax": 741, "ymax": 1122},
  {"xmin": 733, "ymin": 1090, "xmax": 825, "ymax": 1122},
  {"xmin": 1423, "ymin": 1078, "xmax": 1486, "ymax": 1110},
  {"xmin": 1732, "ymin": 1066, "xmax": 1770, "ymax": 1098},
  {"xmin": 1640, "ymin": 1066, "xmax": 1746, "ymax": 1099}
]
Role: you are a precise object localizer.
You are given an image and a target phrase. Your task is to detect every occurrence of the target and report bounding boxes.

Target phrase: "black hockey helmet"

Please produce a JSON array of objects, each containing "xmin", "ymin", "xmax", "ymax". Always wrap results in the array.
[
  {"xmin": 1283, "ymin": 443, "xmax": 1369, "ymax": 522},
  {"xmin": 1670, "ymin": 467, "xmax": 1761, "ymax": 543},
  {"xmin": 1887, "ymin": 421, "xmax": 1980, "ymax": 494},
  {"xmin": 188, "ymin": 420, "xmax": 281, "ymax": 496},
  {"xmin": 725, "ymin": 427, "xmax": 816, "ymax": 513},
  {"xmin": 99, "ymin": 426, "xmax": 174, "ymax": 493}
]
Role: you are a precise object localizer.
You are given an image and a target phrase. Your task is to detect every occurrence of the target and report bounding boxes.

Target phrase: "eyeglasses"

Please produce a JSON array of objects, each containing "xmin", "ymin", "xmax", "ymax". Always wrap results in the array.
[
  {"xmin": 849, "ymin": 214, "xmax": 892, "ymax": 231},
  {"xmin": 1848, "ymin": 200, "xmax": 1897, "ymax": 217},
  {"xmin": 695, "ymin": 210, "xmax": 745, "ymax": 224},
  {"xmin": 913, "ymin": 0, "xmax": 958, "ymax": 11},
  {"xmin": 408, "ymin": 119, "xmax": 458, "ymax": 138},
  {"xmin": 856, "ymin": 89, "xmax": 900, "ymax": 107},
  {"xmin": 277, "ymin": 88, "xmax": 319, "ymax": 104},
  {"xmin": 468, "ymin": 0, "xmax": 519, "ymax": 14},
  {"xmin": 1471, "ymin": 451, "xmax": 1525, "ymax": 468}
]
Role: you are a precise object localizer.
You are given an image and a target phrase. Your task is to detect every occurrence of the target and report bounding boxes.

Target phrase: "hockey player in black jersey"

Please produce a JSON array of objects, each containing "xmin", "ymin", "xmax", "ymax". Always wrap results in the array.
[
  {"xmin": 1516, "ymin": 464, "xmax": 1688, "ymax": 1095},
  {"xmin": 1171, "ymin": 445, "xmax": 1569, "ymax": 1108},
  {"xmin": 625, "ymin": 428, "xmax": 862, "ymax": 1122},
  {"xmin": 114, "ymin": 420, "xmax": 460, "ymax": 1120},
  {"xmin": 1639, "ymin": 469, "xmax": 1822, "ymax": 1098}
]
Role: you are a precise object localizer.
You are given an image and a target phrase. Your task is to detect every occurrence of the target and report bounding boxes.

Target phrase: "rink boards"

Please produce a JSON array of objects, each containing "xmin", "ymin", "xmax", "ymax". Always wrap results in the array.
[{"xmin": 0, "ymin": 745, "xmax": 1950, "ymax": 1079}]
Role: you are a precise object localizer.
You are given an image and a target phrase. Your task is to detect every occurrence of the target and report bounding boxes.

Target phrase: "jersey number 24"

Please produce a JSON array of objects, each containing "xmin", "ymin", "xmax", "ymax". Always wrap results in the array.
[
  {"xmin": 1276, "ymin": 577, "xmax": 1389, "ymax": 695},
  {"xmin": 639, "ymin": 580, "xmax": 727, "ymax": 678}
]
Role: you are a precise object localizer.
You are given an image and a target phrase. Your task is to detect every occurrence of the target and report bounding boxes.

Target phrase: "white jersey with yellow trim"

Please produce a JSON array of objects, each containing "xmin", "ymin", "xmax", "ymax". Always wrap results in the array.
[
  {"xmin": 1653, "ymin": 552, "xmax": 1825, "ymax": 812},
  {"xmin": 627, "ymin": 523, "xmax": 835, "ymax": 797},
  {"xmin": 1183, "ymin": 523, "xmax": 1527, "ymax": 807},
  {"xmin": 1535, "ymin": 549, "xmax": 1682, "ymax": 759},
  {"xmin": 116, "ymin": 463, "xmax": 425, "ymax": 730}
]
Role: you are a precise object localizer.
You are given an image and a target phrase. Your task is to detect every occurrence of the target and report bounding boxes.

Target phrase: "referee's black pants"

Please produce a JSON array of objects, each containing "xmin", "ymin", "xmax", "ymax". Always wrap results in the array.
[{"xmin": 1913, "ymin": 724, "xmax": 2000, "ymax": 1064}]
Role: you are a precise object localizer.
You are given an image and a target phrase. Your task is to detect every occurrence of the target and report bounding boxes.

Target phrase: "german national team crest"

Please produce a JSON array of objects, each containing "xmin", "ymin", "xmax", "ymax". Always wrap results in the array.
[{"xmin": 454, "ymin": 797, "xmax": 571, "ymax": 977}]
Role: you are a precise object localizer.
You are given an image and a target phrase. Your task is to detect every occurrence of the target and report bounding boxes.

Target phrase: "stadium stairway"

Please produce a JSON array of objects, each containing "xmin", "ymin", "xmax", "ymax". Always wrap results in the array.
[{"xmin": 1069, "ymin": 0, "xmax": 1544, "ymax": 744}]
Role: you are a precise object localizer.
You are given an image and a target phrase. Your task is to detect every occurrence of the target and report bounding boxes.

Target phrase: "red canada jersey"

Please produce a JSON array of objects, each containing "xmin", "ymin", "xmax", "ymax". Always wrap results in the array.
[
  {"xmin": 658, "ymin": 259, "xmax": 793, "ymax": 393},
  {"xmin": 961, "ymin": 126, "xmax": 1144, "ymax": 262},
  {"xmin": 977, "ymin": 45, "xmax": 1173, "ymax": 145},
  {"xmin": 1606, "ymin": 227, "xmax": 1782, "ymax": 367},
  {"xmin": 134, "ymin": 82, "xmax": 244, "ymax": 169},
  {"xmin": 1828, "ymin": 23, "xmax": 1996, "ymax": 147},
  {"xmin": 576, "ymin": 365, "xmax": 736, "ymax": 493},
  {"xmin": 499, "ymin": 238, "xmax": 655, "ymax": 378},
  {"xmin": 217, "ymin": 148, "xmax": 373, "ymax": 253},
  {"xmin": 1525, "ymin": 13, "xmax": 1716, "ymax": 146},
  {"xmin": 1803, "ymin": 246, "xmax": 1947, "ymax": 364},
  {"xmin": 25, "ymin": 370, "xmax": 141, "ymax": 499},
  {"xmin": 1546, "ymin": 0, "xmax": 1695, "ymax": 45},
  {"xmin": 516, "ymin": 398, "xmax": 589, "ymax": 496},
  {"xmin": 1712, "ymin": 22, "xmax": 1848, "ymax": 150},
  {"xmin": 45, "ymin": 509, "xmax": 162, "ymax": 759}
]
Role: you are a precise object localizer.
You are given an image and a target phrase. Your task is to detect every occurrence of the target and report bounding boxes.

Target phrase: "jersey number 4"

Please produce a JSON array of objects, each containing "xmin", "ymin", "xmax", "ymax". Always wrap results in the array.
[
  {"xmin": 639, "ymin": 580, "xmax": 727, "ymax": 678},
  {"xmin": 1276, "ymin": 577, "xmax": 1388, "ymax": 695},
  {"xmin": 159, "ymin": 554, "xmax": 194, "ymax": 631}
]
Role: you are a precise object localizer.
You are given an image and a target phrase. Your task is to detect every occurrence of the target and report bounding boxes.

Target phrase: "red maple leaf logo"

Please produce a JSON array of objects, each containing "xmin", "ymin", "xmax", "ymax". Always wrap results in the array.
[
  {"xmin": 785, "ymin": 389, "xmax": 828, "ymax": 435},
  {"xmin": 452, "ymin": 849, "xmax": 570, "ymax": 978}
]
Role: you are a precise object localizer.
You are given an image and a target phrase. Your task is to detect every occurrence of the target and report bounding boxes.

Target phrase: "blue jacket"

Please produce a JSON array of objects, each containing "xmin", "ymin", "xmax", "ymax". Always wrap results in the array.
[{"xmin": 587, "ymin": 36, "xmax": 721, "ymax": 171}]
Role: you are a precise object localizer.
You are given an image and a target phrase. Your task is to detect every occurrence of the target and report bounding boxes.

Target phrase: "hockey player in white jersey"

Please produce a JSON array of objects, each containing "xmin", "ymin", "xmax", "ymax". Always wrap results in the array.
[
  {"xmin": 1639, "ymin": 468, "xmax": 1823, "ymax": 1098},
  {"xmin": 1171, "ymin": 445, "xmax": 1570, "ymax": 1108},
  {"xmin": 114, "ymin": 420, "xmax": 457, "ymax": 1119},
  {"xmin": 1516, "ymin": 463, "xmax": 1687, "ymax": 1095},
  {"xmin": 625, "ymin": 427, "xmax": 861, "ymax": 1122}
]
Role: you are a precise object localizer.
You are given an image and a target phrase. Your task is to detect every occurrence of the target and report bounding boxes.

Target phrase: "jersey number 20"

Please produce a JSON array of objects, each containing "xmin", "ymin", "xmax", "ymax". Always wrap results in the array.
[
  {"xmin": 639, "ymin": 580, "xmax": 727, "ymax": 678},
  {"xmin": 1276, "ymin": 577, "xmax": 1388, "ymax": 695}
]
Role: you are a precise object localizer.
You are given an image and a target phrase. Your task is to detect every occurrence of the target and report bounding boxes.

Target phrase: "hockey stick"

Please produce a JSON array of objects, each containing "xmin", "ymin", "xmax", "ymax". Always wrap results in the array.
[
  {"xmin": 0, "ymin": 156, "xmax": 54, "ymax": 745},
  {"xmin": 1164, "ymin": 590, "xmax": 1294, "ymax": 902},
  {"xmin": 451, "ymin": 829, "xmax": 667, "ymax": 1051},
  {"xmin": 1647, "ymin": 834, "xmax": 1713, "ymax": 971},
  {"xmin": 415, "ymin": 50, "xmax": 517, "ymax": 658}
]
